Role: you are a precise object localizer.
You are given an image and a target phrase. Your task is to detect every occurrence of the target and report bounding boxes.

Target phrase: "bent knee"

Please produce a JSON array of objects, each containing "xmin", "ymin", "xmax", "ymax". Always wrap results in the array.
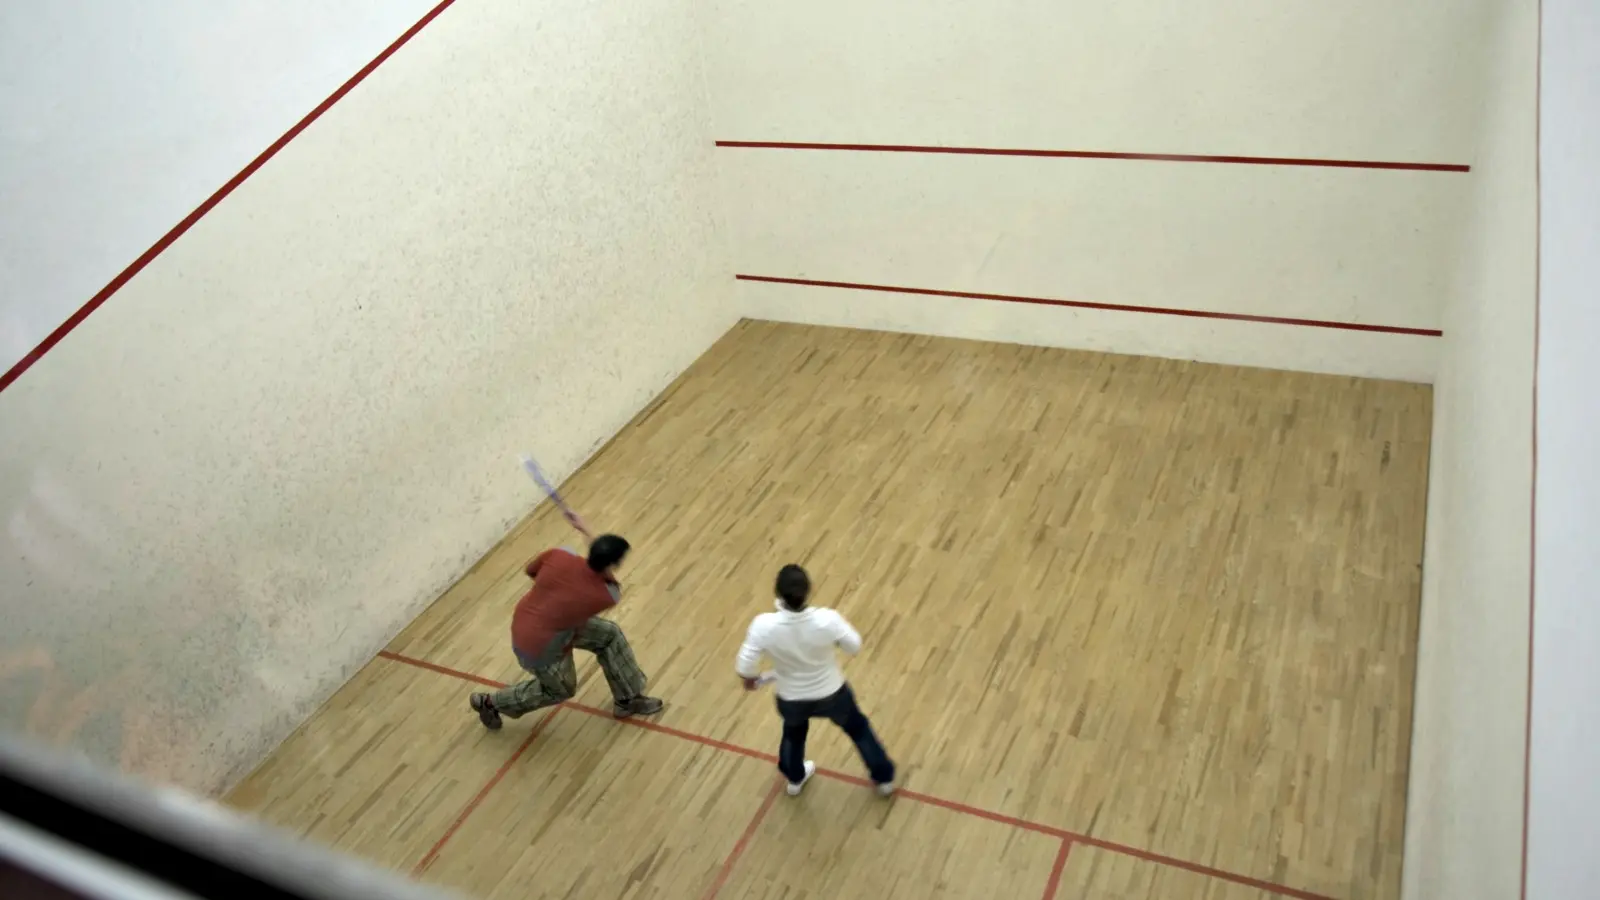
[{"xmin": 585, "ymin": 618, "xmax": 626, "ymax": 644}]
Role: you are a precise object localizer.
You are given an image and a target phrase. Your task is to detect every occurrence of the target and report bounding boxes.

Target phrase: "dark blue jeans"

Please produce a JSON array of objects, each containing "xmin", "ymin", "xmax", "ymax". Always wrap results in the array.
[{"xmin": 776, "ymin": 683, "xmax": 895, "ymax": 786}]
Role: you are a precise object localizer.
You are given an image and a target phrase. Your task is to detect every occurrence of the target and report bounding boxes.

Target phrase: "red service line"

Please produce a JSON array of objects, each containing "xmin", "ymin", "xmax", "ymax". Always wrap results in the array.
[
  {"xmin": 736, "ymin": 273, "xmax": 1444, "ymax": 337},
  {"xmin": 412, "ymin": 704, "xmax": 559, "ymax": 876},
  {"xmin": 376, "ymin": 650, "xmax": 1339, "ymax": 900},
  {"xmin": 715, "ymin": 139, "xmax": 1471, "ymax": 173},
  {"xmin": 1040, "ymin": 839, "xmax": 1073, "ymax": 900},
  {"xmin": 702, "ymin": 778, "xmax": 784, "ymax": 900}
]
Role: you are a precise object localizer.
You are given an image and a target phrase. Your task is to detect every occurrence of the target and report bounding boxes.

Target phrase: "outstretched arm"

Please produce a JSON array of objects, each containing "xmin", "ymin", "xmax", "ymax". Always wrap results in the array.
[
  {"xmin": 735, "ymin": 622, "xmax": 765, "ymax": 690},
  {"xmin": 832, "ymin": 613, "xmax": 863, "ymax": 656}
]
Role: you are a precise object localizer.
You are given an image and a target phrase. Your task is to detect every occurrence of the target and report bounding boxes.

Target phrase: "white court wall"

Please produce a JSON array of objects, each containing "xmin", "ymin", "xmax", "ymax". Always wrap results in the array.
[
  {"xmin": 1403, "ymin": 1, "xmax": 1539, "ymax": 897},
  {"xmin": 1527, "ymin": 0, "xmax": 1600, "ymax": 895},
  {"xmin": 0, "ymin": 0, "xmax": 732, "ymax": 794},
  {"xmin": 0, "ymin": 0, "xmax": 442, "ymax": 377},
  {"xmin": 704, "ymin": 0, "xmax": 1492, "ymax": 381}
]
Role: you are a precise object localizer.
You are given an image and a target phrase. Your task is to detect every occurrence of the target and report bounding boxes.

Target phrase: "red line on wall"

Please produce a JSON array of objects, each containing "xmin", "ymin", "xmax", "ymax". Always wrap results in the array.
[
  {"xmin": 702, "ymin": 778, "xmax": 784, "ymax": 899},
  {"xmin": 736, "ymin": 274, "xmax": 1445, "ymax": 337},
  {"xmin": 715, "ymin": 140, "xmax": 1471, "ymax": 172},
  {"xmin": 0, "ymin": 0, "xmax": 461, "ymax": 396}
]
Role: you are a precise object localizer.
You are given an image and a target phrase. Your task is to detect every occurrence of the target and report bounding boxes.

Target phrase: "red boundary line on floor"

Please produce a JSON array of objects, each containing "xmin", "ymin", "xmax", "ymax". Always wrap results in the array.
[
  {"xmin": 736, "ymin": 274, "xmax": 1445, "ymax": 337},
  {"xmin": 411, "ymin": 705, "xmax": 559, "ymax": 876},
  {"xmin": 703, "ymin": 778, "xmax": 784, "ymax": 900},
  {"xmin": 375, "ymin": 650, "xmax": 1339, "ymax": 900},
  {"xmin": 1040, "ymin": 839, "xmax": 1073, "ymax": 900},
  {"xmin": 381, "ymin": 650, "xmax": 503, "ymax": 689},
  {"xmin": 715, "ymin": 140, "xmax": 1471, "ymax": 173},
  {"xmin": 0, "ymin": 0, "xmax": 461, "ymax": 396}
]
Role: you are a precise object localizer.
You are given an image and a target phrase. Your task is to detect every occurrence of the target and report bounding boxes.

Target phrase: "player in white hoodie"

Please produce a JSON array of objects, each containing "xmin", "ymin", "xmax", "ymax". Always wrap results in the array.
[{"xmin": 734, "ymin": 564, "xmax": 897, "ymax": 797}]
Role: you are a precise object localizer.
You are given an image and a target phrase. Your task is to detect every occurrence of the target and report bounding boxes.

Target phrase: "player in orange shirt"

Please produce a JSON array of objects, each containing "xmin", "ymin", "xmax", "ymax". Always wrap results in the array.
[{"xmin": 469, "ymin": 515, "xmax": 663, "ymax": 728}]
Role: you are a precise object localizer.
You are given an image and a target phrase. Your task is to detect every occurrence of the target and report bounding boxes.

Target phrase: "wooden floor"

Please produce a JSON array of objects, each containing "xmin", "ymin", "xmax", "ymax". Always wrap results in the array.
[{"xmin": 226, "ymin": 321, "xmax": 1432, "ymax": 900}]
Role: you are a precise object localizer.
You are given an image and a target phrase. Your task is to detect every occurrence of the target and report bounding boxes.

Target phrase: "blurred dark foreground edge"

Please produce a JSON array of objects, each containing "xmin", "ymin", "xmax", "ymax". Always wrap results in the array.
[{"xmin": 0, "ymin": 733, "xmax": 462, "ymax": 900}]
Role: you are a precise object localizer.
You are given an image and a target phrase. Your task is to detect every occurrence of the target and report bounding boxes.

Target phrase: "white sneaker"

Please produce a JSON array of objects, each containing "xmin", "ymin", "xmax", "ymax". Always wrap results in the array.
[
  {"xmin": 786, "ymin": 761, "xmax": 816, "ymax": 796},
  {"xmin": 875, "ymin": 780, "xmax": 897, "ymax": 798}
]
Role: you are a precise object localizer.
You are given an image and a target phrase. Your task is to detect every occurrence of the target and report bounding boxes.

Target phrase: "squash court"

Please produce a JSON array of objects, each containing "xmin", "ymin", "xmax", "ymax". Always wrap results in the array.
[{"xmin": 225, "ymin": 320, "xmax": 1430, "ymax": 900}]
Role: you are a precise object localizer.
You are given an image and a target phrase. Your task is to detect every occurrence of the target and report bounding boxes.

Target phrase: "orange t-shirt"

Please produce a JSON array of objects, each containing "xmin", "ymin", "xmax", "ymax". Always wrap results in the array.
[{"xmin": 509, "ymin": 548, "xmax": 619, "ymax": 660}]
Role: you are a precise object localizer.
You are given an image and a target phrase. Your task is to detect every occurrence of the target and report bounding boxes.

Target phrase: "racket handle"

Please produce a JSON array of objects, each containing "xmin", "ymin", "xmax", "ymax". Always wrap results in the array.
[{"xmin": 520, "ymin": 455, "xmax": 571, "ymax": 509}]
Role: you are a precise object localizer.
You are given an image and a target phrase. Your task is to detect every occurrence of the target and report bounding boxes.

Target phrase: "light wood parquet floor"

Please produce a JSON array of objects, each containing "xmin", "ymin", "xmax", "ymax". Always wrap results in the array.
[{"xmin": 227, "ymin": 320, "xmax": 1431, "ymax": 900}]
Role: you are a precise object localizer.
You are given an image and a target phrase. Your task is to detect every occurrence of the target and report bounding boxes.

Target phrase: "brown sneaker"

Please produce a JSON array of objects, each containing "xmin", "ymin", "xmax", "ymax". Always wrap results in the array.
[
  {"xmin": 470, "ymin": 693, "xmax": 502, "ymax": 730},
  {"xmin": 613, "ymin": 696, "xmax": 664, "ymax": 719}
]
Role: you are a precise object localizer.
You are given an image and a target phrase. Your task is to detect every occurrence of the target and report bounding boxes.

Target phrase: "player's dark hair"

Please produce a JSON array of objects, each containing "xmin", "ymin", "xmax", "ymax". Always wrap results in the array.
[
  {"xmin": 588, "ymin": 534, "xmax": 630, "ymax": 571},
  {"xmin": 776, "ymin": 564, "xmax": 811, "ymax": 610}
]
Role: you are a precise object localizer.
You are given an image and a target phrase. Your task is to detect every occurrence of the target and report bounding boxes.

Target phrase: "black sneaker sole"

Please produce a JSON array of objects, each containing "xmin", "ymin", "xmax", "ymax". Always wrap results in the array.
[
  {"xmin": 613, "ymin": 701, "xmax": 665, "ymax": 719},
  {"xmin": 470, "ymin": 694, "xmax": 503, "ymax": 730}
]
